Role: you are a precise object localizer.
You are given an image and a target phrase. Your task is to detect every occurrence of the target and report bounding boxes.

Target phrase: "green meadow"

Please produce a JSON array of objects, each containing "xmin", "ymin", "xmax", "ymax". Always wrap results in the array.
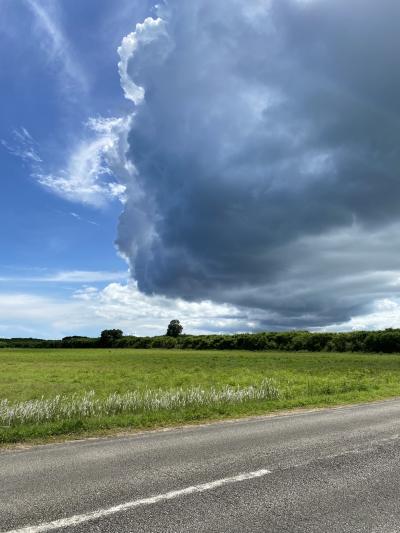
[{"xmin": 1, "ymin": 348, "xmax": 400, "ymax": 444}]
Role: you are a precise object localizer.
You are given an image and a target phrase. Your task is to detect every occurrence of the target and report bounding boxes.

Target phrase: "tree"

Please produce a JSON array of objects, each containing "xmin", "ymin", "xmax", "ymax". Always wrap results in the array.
[
  {"xmin": 100, "ymin": 329, "xmax": 123, "ymax": 346},
  {"xmin": 166, "ymin": 320, "xmax": 183, "ymax": 337}
]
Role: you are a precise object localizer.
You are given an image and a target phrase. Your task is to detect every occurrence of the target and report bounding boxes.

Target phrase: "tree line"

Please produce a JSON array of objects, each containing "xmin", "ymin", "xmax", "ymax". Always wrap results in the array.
[{"xmin": 2, "ymin": 328, "xmax": 400, "ymax": 353}]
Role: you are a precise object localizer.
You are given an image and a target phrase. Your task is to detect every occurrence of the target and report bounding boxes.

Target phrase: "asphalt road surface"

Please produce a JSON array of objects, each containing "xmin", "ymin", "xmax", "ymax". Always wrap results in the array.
[{"xmin": 2, "ymin": 399, "xmax": 400, "ymax": 532}]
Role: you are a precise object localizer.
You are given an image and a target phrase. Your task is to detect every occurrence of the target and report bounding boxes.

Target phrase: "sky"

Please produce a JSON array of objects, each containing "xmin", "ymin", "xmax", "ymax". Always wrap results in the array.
[{"xmin": 1, "ymin": 0, "xmax": 400, "ymax": 338}]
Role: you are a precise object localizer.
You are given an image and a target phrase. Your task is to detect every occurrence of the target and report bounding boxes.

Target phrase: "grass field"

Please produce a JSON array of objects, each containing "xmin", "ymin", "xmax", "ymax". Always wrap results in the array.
[{"xmin": 1, "ymin": 348, "xmax": 400, "ymax": 444}]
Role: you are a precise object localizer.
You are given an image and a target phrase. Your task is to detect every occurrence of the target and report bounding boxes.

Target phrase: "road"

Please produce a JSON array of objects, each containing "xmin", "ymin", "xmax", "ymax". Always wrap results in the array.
[{"xmin": 1, "ymin": 399, "xmax": 400, "ymax": 532}]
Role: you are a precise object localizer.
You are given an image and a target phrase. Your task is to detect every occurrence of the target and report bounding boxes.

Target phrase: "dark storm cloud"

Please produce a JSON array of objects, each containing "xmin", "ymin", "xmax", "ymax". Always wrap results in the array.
[{"xmin": 116, "ymin": 0, "xmax": 400, "ymax": 327}]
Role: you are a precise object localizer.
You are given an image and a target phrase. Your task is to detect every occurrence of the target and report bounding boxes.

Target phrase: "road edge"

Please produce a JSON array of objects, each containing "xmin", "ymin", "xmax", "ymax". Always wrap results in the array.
[{"xmin": 2, "ymin": 395, "xmax": 400, "ymax": 453}]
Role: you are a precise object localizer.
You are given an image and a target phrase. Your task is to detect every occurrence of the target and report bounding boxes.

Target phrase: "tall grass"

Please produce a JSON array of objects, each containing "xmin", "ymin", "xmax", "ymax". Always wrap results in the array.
[{"xmin": 0, "ymin": 379, "xmax": 279, "ymax": 427}]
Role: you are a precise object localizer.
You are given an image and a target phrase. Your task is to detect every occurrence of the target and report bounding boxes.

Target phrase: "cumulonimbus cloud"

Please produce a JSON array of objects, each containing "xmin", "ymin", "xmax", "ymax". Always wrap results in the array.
[{"xmin": 111, "ymin": 0, "xmax": 400, "ymax": 328}]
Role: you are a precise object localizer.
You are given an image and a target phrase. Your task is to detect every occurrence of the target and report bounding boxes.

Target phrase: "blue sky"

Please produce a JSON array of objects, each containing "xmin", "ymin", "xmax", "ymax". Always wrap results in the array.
[{"xmin": 2, "ymin": 0, "xmax": 400, "ymax": 338}]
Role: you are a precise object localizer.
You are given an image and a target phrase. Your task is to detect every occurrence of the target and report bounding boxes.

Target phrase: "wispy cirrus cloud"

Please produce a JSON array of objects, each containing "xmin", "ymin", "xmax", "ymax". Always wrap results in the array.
[
  {"xmin": 1, "ymin": 128, "xmax": 42, "ymax": 165},
  {"xmin": 36, "ymin": 116, "xmax": 131, "ymax": 207},
  {"xmin": 3, "ymin": 118, "xmax": 131, "ymax": 207},
  {"xmin": 23, "ymin": 0, "xmax": 88, "ymax": 94},
  {"xmin": 69, "ymin": 212, "xmax": 99, "ymax": 226},
  {"xmin": 0, "ymin": 270, "xmax": 128, "ymax": 284}
]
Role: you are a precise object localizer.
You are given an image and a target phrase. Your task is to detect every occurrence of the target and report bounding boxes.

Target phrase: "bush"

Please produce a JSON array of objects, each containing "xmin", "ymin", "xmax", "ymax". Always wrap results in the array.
[
  {"xmin": 100, "ymin": 329, "xmax": 123, "ymax": 347},
  {"xmin": 62, "ymin": 336, "xmax": 98, "ymax": 348},
  {"xmin": 2, "ymin": 328, "xmax": 400, "ymax": 353}
]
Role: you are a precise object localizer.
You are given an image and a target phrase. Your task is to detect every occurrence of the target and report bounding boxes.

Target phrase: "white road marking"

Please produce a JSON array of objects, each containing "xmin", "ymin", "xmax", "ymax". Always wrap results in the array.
[{"xmin": 6, "ymin": 468, "xmax": 271, "ymax": 533}]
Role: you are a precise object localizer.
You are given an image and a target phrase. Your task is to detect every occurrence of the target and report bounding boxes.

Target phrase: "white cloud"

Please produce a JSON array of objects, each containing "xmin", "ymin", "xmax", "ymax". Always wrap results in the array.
[
  {"xmin": 36, "ymin": 118, "xmax": 127, "ymax": 207},
  {"xmin": 0, "ymin": 292, "xmax": 97, "ymax": 338},
  {"xmin": 0, "ymin": 293, "xmax": 77, "ymax": 322},
  {"xmin": 73, "ymin": 282, "xmax": 247, "ymax": 334},
  {"xmin": 319, "ymin": 298, "xmax": 400, "ymax": 332},
  {"xmin": 23, "ymin": 0, "xmax": 88, "ymax": 94},
  {"xmin": 3, "ymin": 278, "xmax": 399, "ymax": 339},
  {"xmin": 1, "ymin": 128, "xmax": 42, "ymax": 165},
  {"xmin": 0, "ymin": 270, "xmax": 128, "ymax": 283},
  {"xmin": 34, "ymin": 116, "xmax": 132, "ymax": 207},
  {"xmin": 70, "ymin": 212, "xmax": 99, "ymax": 226},
  {"xmin": 4, "ymin": 117, "xmax": 132, "ymax": 207},
  {"xmin": 0, "ymin": 281, "xmax": 261, "ymax": 338},
  {"xmin": 118, "ymin": 16, "xmax": 170, "ymax": 105}
]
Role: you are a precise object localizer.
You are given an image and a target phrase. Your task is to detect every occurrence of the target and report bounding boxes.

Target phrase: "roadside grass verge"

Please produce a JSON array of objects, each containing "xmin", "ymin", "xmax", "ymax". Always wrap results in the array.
[
  {"xmin": 0, "ymin": 380, "xmax": 280, "ymax": 426},
  {"xmin": 1, "ymin": 348, "xmax": 400, "ymax": 444}
]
